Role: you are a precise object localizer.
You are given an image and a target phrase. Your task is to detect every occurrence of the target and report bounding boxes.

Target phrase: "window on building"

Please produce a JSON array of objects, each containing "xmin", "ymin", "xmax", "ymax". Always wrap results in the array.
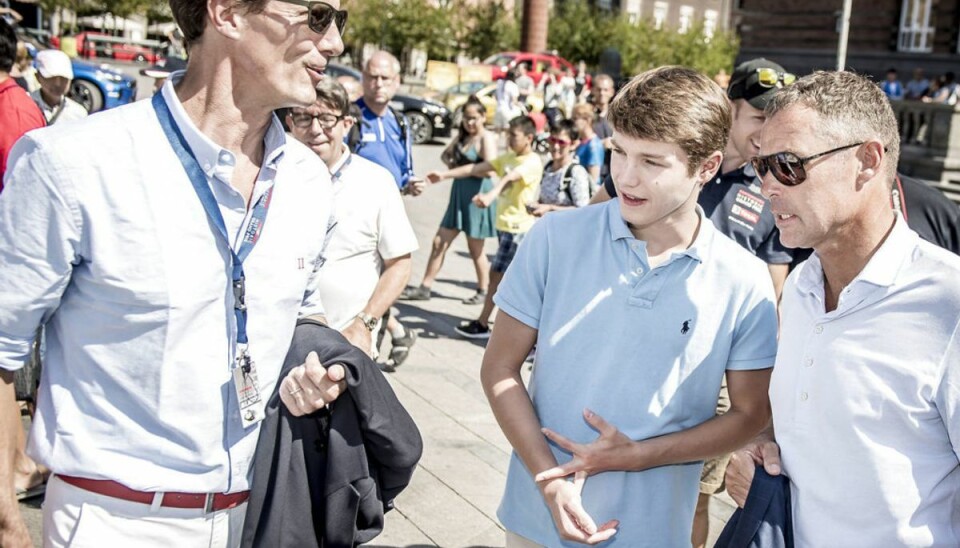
[
  {"xmin": 898, "ymin": 0, "xmax": 934, "ymax": 52},
  {"xmin": 704, "ymin": 9, "xmax": 718, "ymax": 39},
  {"xmin": 678, "ymin": 5, "xmax": 695, "ymax": 34},
  {"xmin": 625, "ymin": 0, "xmax": 642, "ymax": 24},
  {"xmin": 597, "ymin": 0, "xmax": 613, "ymax": 10},
  {"xmin": 653, "ymin": 1, "xmax": 669, "ymax": 30}
]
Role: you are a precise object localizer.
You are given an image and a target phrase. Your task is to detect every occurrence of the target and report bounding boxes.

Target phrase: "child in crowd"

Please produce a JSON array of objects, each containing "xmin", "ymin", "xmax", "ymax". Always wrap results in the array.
[
  {"xmin": 527, "ymin": 119, "xmax": 591, "ymax": 217},
  {"xmin": 402, "ymin": 98, "xmax": 498, "ymax": 304},
  {"xmin": 426, "ymin": 115, "xmax": 542, "ymax": 339}
]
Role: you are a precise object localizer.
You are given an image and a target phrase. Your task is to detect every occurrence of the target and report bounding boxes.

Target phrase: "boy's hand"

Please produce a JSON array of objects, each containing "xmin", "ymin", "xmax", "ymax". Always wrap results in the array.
[
  {"xmin": 472, "ymin": 192, "xmax": 494, "ymax": 208},
  {"xmin": 536, "ymin": 409, "xmax": 635, "ymax": 481},
  {"xmin": 539, "ymin": 474, "xmax": 619, "ymax": 545}
]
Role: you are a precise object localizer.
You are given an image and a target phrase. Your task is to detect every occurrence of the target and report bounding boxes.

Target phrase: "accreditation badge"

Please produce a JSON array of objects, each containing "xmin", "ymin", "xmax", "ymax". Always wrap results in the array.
[{"xmin": 233, "ymin": 348, "xmax": 265, "ymax": 427}]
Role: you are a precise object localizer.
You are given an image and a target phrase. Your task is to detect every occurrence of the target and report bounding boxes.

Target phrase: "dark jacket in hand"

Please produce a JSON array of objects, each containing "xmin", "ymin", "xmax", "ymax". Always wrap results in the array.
[{"xmin": 241, "ymin": 320, "xmax": 423, "ymax": 548}]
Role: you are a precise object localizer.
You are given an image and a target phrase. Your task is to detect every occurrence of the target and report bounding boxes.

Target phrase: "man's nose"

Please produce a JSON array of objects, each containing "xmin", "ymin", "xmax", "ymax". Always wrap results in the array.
[{"xmin": 316, "ymin": 24, "xmax": 344, "ymax": 59}]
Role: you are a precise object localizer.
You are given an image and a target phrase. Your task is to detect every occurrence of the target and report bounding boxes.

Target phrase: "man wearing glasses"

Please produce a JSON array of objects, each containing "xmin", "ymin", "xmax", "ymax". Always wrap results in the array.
[
  {"xmin": 0, "ymin": 0, "xmax": 348, "ymax": 544},
  {"xmin": 726, "ymin": 71, "xmax": 960, "ymax": 545},
  {"xmin": 286, "ymin": 78, "xmax": 418, "ymax": 360}
]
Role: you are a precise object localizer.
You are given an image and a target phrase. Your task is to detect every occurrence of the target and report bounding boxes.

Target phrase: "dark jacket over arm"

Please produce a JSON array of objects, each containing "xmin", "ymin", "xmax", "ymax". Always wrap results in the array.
[{"xmin": 242, "ymin": 320, "xmax": 423, "ymax": 548}]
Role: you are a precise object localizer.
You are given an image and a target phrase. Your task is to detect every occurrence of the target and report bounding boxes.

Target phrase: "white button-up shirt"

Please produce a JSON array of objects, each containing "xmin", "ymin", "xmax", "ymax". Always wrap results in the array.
[
  {"xmin": 315, "ymin": 148, "xmax": 418, "ymax": 330},
  {"xmin": 772, "ymin": 216, "xmax": 960, "ymax": 546},
  {"xmin": 0, "ymin": 77, "xmax": 333, "ymax": 494}
]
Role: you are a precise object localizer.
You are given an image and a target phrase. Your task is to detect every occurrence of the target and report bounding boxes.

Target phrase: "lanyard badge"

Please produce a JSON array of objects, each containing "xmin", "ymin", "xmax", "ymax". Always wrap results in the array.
[{"xmin": 152, "ymin": 93, "xmax": 273, "ymax": 428}]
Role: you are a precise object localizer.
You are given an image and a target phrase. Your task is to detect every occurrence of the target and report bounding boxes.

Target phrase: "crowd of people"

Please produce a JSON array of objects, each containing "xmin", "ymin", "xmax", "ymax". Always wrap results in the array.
[
  {"xmin": 0, "ymin": 2, "xmax": 959, "ymax": 546},
  {"xmin": 882, "ymin": 66, "xmax": 960, "ymax": 104}
]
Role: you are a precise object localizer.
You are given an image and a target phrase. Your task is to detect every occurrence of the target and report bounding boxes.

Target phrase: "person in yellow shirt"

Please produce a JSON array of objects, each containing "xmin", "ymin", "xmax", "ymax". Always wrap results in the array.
[{"xmin": 426, "ymin": 115, "xmax": 542, "ymax": 338}]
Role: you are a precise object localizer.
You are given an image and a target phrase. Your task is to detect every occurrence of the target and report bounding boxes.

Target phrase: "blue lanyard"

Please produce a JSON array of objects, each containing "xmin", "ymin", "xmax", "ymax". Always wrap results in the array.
[
  {"xmin": 331, "ymin": 151, "xmax": 352, "ymax": 182},
  {"xmin": 151, "ymin": 93, "xmax": 274, "ymax": 348}
]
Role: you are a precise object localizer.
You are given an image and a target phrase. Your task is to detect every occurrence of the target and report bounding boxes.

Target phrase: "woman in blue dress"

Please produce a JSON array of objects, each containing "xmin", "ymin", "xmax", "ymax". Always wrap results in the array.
[{"xmin": 401, "ymin": 98, "xmax": 497, "ymax": 304}]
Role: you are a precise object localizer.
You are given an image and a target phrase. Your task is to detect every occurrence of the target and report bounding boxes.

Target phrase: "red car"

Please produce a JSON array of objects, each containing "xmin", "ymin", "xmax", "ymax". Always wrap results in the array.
[
  {"xmin": 482, "ymin": 51, "xmax": 589, "ymax": 87},
  {"xmin": 109, "ymin": 43, "xmax": 162, "ymax": 64}
]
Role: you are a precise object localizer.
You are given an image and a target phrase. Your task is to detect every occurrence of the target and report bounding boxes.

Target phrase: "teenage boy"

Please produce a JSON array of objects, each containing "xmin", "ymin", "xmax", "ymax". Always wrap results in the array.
[
  {"xmin": 480, "ymin": 66, "xmax": 778, "ymax": 547},
  {"xmin": 425, "ymin": 115, "xmax": 542, "ymax": 339}
]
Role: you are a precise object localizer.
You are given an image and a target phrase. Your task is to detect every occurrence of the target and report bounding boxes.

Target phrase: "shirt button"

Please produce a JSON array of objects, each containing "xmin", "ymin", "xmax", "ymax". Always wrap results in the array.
[
  {"xmin": 203, "ymin": 163, "xmax": 212, "ymax": 170},
  {"xmin": 815, "ymin": 325, "xmax": 824, "ymax": 334},
  {"xmin": 805, "ymin": 358, "xmax": 814, "ymax": 367},
  {"xmin": 635, "ymin": 267, "xmax": 644, "ymax": 275},
  {"xmin": 800, "ymin": 392, "xmax": 809, "ymax": 402}
]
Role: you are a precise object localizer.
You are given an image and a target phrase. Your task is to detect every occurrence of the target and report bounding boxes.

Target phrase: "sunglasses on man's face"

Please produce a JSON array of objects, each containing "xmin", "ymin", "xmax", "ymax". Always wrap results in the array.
[
  {"xmin": 751, "ymin": 142, "xmax": 864, "ymax": 186},
  {"xmin": 274, "ymin": 0, "xmax": 347, "ymax": 34}
]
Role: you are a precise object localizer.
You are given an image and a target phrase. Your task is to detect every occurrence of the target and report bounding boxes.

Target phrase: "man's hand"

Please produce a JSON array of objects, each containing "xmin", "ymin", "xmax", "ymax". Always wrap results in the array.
[
  {"xmin": 472, "ymin": 192, "xmax": 494, "ymax": 208},
  {"xmin": 405, "ymin": 177, "xmax": 426, "ymax": 196},
  {"xmin": 340, "ymin": 320, "xmax": 373, "ymax": 358},
  {"xmin": 535, "ymin": 409, "xmax": 635, "ymax": 482},
  {"xmin": 279, "ymin": 351, "xmax": 346, "ymax": 416},
  {"xmin": 725, "ymin": 438, "xmax": 781, "ymax": 508},
  {"xmin": 425, "ymin": 171, "xmax": 444, "ymax": 184},
  {"xmin": 539, "ymin": 474, "xmax": 618, "ymax": 545}
]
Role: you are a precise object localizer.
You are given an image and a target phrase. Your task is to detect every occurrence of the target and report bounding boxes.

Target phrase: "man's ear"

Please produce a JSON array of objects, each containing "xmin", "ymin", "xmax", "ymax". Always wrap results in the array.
[
  {"xmin": 343, "ymin": 115, "xmax": 355, "ymax": 130},
  {"xmin": 697, "ymin": 150, "xmax": 724, "ymax": 184},
  {"xmin": 855, "ymin": 140, "xmax": 885, "ymax": 189},
  {"xmin": 207, "ymin": 0, "xmax": 244, "ymax": 41}
]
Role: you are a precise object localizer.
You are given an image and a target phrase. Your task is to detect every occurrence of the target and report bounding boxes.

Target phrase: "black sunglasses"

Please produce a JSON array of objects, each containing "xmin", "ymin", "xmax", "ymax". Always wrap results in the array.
[
  {"xmin": 751, "ymin": 142, "xmax": 864, "ymax": 186},
  {"xmin": 274, "ymin": 0, "xmax": 347, "ymax": 34}
]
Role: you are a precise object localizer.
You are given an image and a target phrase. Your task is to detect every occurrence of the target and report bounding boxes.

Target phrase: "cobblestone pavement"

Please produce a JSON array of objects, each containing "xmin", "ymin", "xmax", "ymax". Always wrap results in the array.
[{"xmin": 18, "ymin": 140, "xmax": 735, "ymax": 547}]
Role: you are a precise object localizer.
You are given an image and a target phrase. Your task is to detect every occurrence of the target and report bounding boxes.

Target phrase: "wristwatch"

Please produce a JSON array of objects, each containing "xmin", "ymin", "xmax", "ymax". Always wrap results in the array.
[{"xmin": 355, "ymin": 312, "xmax": 378, "ymax": 332}]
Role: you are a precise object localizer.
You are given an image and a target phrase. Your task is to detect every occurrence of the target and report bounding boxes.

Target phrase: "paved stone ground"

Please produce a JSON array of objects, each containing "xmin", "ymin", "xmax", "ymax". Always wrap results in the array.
[{"xmin": 17, "ymin": 140, "xmax": 736, "ymax": 547}]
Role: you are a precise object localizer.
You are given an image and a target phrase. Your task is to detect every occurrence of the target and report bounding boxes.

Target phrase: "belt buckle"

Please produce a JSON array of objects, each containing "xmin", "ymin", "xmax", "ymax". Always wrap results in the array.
[{"xmin": 204, "ymin": 493, "xmax": 215, "ymax": 514}]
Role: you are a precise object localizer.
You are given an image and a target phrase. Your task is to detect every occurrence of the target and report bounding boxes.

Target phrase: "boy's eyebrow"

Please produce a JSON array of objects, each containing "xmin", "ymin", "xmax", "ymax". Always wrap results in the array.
[{"xmin": 609, "ymin": 138, "xmax": 669, "ymax": 159}]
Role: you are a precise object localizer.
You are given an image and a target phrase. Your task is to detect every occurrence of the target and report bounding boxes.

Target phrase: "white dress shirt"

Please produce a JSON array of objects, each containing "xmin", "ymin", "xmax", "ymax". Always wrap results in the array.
[
  {"xmin": 0, "ymin": 77, "xmax": 333, "ymax": 494},
  {"xmin": 315, "ymin": 148, "xmax": 418, "ymax": 331},
  {"xmin": 772, "ymin": 216, "xmax": 960, "ymax": 546}
]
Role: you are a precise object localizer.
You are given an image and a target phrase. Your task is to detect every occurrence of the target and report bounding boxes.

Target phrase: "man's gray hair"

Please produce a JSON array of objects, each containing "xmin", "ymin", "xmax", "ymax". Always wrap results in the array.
[
  {"xmin": 766, "ymin": 71, "xmax": 901, "ymax": 184},
  {"xmin": 363, "ymin": 51, "xmax": 401, "ymax": 76}
]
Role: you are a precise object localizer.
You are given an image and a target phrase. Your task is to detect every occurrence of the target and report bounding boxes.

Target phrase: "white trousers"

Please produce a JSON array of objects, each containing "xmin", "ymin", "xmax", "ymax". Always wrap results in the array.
[{"xmin": 43, "ymin": 476, "xmax": 247, "ymax": 548}]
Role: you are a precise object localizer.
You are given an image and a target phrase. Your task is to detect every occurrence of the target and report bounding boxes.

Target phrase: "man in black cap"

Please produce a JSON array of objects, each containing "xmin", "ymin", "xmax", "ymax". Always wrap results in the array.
[{"xmin": 692, "ymin": 57, "xmax": 796, "ymax": 548}]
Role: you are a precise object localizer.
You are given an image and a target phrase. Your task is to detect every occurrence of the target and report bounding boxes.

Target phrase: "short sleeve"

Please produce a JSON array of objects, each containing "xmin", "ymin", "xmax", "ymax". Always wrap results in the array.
[
  {"xmin": 489, "ymin": 153, "xmax": 509, "ymax": 178},
  {"xmin": 493, "ymin": 218, "xmax": 552, "ymax": 329},
  {"xmin": 376, "ymin": 182, "xmax": 419, "ymax": 260},
  {"xmin": 726, "ymin": 268, "xmax": 779, "ymax": 371},
  {"xmin": 515, "ymin": 154, "xmax": 544, "ymax": 188}
]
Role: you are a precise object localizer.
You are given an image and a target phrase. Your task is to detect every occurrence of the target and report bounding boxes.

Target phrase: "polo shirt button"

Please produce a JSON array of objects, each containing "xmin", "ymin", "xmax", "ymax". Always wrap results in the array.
[
  {"xmin": 800, "ymin": 392, "xmax": 809, "ymax": 401},
  {"xmin": 635, "ymin": 267, "xmax": 644, "ymax": 275},
  {"xmin": 815, "ymin": 325, "xmax": 824, "ymax": 334},
  {"xmin": 805, "ymin": 358, "xmax": 813, "ymax": 367}
]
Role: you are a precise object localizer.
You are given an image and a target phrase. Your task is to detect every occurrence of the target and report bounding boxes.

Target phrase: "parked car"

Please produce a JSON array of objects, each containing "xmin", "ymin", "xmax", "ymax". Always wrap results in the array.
[
  {"xmin": 110, "ymin": 42, "xmax": 162, "ymax": 64},
  {"xmin": 441, "ymin": 80, "xmax": 489, "ymax": 114},
  {"xmin": 326, "ymin": 63, "xmax": 452, "ymax": 144},
  {"xmin": 482, "ymin": 51, "xmax": 589, "ymax": 88},
  {"xmin": 69, "ymin": 58, "xmax": 138, "ymax": 112}
]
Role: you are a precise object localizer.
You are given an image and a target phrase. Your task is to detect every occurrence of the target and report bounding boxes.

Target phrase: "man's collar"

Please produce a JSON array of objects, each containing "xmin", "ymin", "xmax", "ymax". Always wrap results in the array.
[
  {"xmin": 606, "ymin": 200, "xmax": 712, "ymax": 264},
  {"xmin": 797, "ymin": 214, "xmax": 913, "ymax": 295},
  {"xmin": 328, "ymin": 145, "xmax": 351, "ymax": 178}
]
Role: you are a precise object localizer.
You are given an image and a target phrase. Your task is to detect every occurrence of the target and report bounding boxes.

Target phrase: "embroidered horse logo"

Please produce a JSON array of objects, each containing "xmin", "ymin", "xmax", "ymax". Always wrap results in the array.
[{"xmin": 681, "ymin": 320, "xmax": 692, "ymax": 335}]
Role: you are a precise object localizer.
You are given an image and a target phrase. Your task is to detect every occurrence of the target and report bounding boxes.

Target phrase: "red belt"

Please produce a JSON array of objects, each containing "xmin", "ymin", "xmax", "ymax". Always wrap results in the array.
[{"xmin": 57, "ymin": 475, "xmax": 250, "ymax": 513}]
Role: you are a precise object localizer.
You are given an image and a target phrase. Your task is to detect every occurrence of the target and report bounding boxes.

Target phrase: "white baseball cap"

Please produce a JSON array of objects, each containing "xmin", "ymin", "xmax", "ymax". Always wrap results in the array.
[{"xmin": 35, "ymin": 49, "xmax": 74, "ymax": 80}]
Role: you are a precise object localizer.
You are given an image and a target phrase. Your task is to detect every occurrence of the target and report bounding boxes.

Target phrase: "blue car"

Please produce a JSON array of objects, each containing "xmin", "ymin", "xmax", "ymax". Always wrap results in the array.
[{"xmin": 69, "ymin": 58, "xmax": 137, "ymax": 113}]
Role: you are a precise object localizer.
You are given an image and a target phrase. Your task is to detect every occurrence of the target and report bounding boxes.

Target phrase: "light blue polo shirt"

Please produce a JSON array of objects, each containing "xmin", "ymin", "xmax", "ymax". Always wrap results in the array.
[{"xmin": 494, "ymin": 200, "xmax": 778, "ymax": 547}]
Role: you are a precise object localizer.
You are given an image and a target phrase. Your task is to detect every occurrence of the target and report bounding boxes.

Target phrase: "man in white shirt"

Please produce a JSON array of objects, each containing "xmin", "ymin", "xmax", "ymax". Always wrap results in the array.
[
  {"xmin": 0, "ymin": 0, "xmax": 349, "ymax": 545},
  {"xmin": 28, "ymin": 49, "xmax": 87, "ymax": 124},
  {"xmin": 287, "ymin": 78, "xmax": 417, "ymax": 362},
  {"xmin": 726, "ymin": 70, "xmax": 960, "ymax": 546}
]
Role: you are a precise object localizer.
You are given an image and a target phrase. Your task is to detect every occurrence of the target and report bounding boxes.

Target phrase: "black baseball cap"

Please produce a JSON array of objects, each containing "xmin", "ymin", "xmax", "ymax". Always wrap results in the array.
[{"xmin": 727, "ymin": 58, "xmax": 793, "ymax": 110}]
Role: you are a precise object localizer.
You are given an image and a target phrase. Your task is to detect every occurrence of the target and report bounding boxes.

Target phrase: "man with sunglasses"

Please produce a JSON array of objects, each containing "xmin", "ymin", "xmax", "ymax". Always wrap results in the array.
[
  {"xmin": 726, "ymin": 71, "xmax": 960, "ymax": 546},
  {"xmin": 0, "ymin": 0, "xmax": 349, "ymax": 544},
  {"xmin": 286, "ymin": 78, "xmax": 417, "ymax": 361},
  {"xmin": 687, "ymin": 57, "xmax": 798, "ymax": 548}
]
